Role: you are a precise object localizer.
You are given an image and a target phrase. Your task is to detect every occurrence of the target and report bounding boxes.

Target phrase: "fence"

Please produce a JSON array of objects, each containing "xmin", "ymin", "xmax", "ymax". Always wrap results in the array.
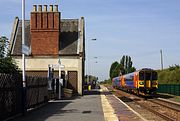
[
  {"xmin": 0, "ymin": 73, "xmax": 22, "ymax": 121},
  {"xmin": 158, "ymin": 84, "xmax": 180, "ymax": 96},
  {"xmin": 26, "ymin": 76, "xmax": 48, "ymax": 109},
  {"xmin": 0, "ymin": 73, "xmax": 50, "ymax": 120}
]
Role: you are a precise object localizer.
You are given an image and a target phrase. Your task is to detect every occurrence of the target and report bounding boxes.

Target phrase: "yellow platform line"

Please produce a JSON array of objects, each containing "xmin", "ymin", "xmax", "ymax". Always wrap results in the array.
[{"xmin": 100, "ymin": 87, "xmax": 119, "ymax": 121}]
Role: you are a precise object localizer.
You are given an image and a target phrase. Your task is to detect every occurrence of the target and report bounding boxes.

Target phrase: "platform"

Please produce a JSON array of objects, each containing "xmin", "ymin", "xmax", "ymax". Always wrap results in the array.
[
  {"xmin": 10, "ymin": 86, "xmax": 148, "ymax": 121},
  {"xmin": 11, "ymin": 90, "xmax": 105, "ymax": 121}
]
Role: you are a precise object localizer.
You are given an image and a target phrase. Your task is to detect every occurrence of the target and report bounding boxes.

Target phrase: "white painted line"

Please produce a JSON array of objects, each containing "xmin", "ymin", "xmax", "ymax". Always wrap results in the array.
[{"xmin": 113, "ymin": 95, "xmax": 148, "ymax": 121}]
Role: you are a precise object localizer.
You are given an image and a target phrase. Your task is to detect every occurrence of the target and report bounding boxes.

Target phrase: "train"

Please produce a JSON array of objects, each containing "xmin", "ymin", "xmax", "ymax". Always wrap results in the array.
[{"xmin": 112, "ymin": 68, "xmax": 158, "ymax": 96}]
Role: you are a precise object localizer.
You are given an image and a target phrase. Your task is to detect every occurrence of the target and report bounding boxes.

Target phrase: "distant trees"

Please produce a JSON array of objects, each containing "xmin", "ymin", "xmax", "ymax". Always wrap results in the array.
[
  {"xmin": 101, "ymin": 78, "xmax": 111, "ymax": 84},
  {"xmin": 168, "ymin": 64, "xmax": 180, "ymax": 71},
  {"xmin": 158, "ymin": 64, "xmax": 180, "ymax": 84},
  {"xmin": 84, "ymin": 75, "xmax": 98, "ymax": 84},
  {"xmin": 120, "ymin": 55, "xmax": 136, "ymax": 75},
  {"xmin": 109, "ymin": 55, "xmax": 136, "ymax": 79},
  {"xmin": 0, "ymin": 36, "xmax": 19, "ymax": 74},
  {"xmin": 0, "ymin": 36, "xmax": 8, "ymax": 58},
  {"xmin": 109, "ymin": 61, "xmax": 120, "ymax": 79}
]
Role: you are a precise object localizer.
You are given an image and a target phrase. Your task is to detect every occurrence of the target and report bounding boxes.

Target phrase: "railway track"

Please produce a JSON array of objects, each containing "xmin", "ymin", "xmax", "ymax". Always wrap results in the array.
[
  {"xmin": 105, "ymin": 85, "xmax": 180, "ymax": 121},
  {"xmin": 135, "ymin": 99, "xmax": 179, "ymax": 121},
  {"xmin": 149, "ymin": 98, "xmax": 180, "ymax": 112}
]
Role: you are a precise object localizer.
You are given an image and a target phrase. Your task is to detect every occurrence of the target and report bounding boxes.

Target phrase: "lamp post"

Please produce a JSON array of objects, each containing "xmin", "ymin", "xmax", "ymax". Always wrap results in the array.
[
  {"xmin": 87, "ymin": 38, "xmax": 97, "ymax": 84},
  {"xmin": 91, "ymin": 38, "xmax": 97, "ymax": 41},
  {"xmin": 21, "ymin": 0, "xmax": 27, "ymax": 114},
  {"xmin": 58, "ymin": 57, "xmax": 62, "ymax": 99},
  {"xmin": 22, "ymin": 0, "xmax": 26, "ymax": 87}
]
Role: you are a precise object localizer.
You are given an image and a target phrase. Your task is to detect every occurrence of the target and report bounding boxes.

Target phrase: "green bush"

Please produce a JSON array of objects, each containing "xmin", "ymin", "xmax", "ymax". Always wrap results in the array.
[
  {"xmin": 102, "ymin": 78, "xmax": 112, "ymax": 84},
  {"xmin": 158, "ymin": 65, "xmax": 180, "ymax": 84},
  {"xmin": 0, "ymin": 57, "xmax": 19, "ymax": 74},
  {"xmin": 0, "ymin": 36, "xmax": 19, "ymax": 74}
]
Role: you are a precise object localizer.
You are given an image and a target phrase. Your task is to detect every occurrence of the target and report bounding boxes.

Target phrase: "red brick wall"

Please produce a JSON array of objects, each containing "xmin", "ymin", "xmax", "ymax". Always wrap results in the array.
[{"xmin": 30, "ymin": 11, "xmax": 60, "ymax": 56}]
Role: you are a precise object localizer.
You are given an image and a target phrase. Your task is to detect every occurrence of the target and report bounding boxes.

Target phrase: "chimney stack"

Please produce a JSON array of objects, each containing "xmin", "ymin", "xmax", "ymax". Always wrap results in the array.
[
  {"xmin": 33, "ymin": 5, "xmax": 37, "ymax": 12},
  {"xmin": 32, "ymin": 4, "xmax": 59, "ymax": 12},
  {"xmin": 30, "ymin": 4, "xmax": 61, "ymax": 56},
  {"xmin": 54, "ymin": 5, "xmax": 58, "ymax": 12},
  {"xmin": 44, "ymin": 5, "xmax": 47, "ymax": 12},
  {"xmin": 50, "ymin": 5, "xmax": 53, "ymax": 12},
  {"xmin": 38, "ymin": 5, "xmax": 42, "ymax": 12}
]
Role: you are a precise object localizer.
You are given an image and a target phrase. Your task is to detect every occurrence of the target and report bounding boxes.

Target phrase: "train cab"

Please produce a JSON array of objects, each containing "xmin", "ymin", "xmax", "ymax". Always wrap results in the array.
[{"xmin": 137, "ymin": 68, "xmax": 158, "ymax": 95}]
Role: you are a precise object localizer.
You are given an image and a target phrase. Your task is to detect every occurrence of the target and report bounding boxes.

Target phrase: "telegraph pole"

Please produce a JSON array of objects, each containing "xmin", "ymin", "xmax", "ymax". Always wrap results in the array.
[{"xmin": 160, "ymin": 49, "xmax": 163, "ymax": 70}]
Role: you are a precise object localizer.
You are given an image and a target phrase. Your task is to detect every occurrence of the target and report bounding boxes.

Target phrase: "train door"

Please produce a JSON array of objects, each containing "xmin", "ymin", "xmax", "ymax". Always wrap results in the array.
[
  {"xmin": 134, "ymin": 72, "xmax": 138, "ymax": 88},
  {"xmin": 150, "ymin": 71, "xmax": 153, "ymax": 89},
  {"xmin": 138, "ymin": 71, "xmax": 144, "ymax": 91},
  {"xmin": 151, "ymin": 71, "xmax": 158, "ymax": 90},
  {"xmin": 144, "ymin": 72, "xmax": 151, "ymax": 89},
  {"xmin": 144, "ymin": 71, "xmax": 146, "ymax": 91}
]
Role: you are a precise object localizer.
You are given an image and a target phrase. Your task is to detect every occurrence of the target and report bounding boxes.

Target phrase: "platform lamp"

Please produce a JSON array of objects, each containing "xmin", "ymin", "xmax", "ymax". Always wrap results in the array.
[
  {"xmin": 87, "ymin": 38, "xmax": 97, "ymax": 84},
  {"xmin": 21, "ymin": 0, "xmax": 27, "ymax": 114}
]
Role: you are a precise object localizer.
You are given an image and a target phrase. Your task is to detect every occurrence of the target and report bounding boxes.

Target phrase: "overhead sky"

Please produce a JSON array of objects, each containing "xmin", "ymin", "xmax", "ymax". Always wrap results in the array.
[{"xmin": 0, "ymin": 0, "xmax": 180, "ymax": 81}]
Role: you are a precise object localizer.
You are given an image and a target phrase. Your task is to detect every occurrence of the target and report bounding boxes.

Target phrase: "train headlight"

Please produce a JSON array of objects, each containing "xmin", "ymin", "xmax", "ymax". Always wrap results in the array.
[
  {"xmin": 152, "ymin": 81, "xmax": 157, "ymax": 85},
  {"xmin": 139, "ymin": 82, "xmax": 144, "ymax": 85}
]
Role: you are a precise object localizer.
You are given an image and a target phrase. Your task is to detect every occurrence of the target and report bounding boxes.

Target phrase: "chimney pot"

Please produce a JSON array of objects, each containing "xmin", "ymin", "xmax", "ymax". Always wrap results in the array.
[
  {"xmin": 33, "ymin": 5, "xmax": 37, "ymax": 12},
  {"xmin": 50, "ymin": 5, "xmax": 53, "ymax": 12},
  {"xmin": 54, "ymin": 5, "xmax": 58, "ymax": 12},
  {"xmin": 44, "ymin": 5, "xmax": 47, "ymax": 12},
  {"xmin": 38, "ymin": 5, "xmax": 42, "ymax": 12}
]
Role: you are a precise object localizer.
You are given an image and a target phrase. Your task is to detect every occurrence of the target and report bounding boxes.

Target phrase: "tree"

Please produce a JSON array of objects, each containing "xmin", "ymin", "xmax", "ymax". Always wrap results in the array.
[
  {"xmin": 169, "ymin": 64, "xmax": 180, "ymax": 71},
  {"xmin": 84, "ymin": 75, "xmax": 98, "ymax": 84},
  {"xmin": 0, "ymin": 36, "xmax": 19, "ymax": 74},
  {"xmin": 109, "ymin": 61, "xmax": 120, "ymax": 79},
  {"xmin": 0, "ymin": 36, "xmax": 8, "ymax": 58},
  {"xmin": 119, "ymin": 55, "xmax": 136, "ymax": 74}
]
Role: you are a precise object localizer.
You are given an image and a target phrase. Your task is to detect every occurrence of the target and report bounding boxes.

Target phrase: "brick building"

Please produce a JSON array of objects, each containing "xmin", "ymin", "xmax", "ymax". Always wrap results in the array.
[{"xmin": 9, "ymin": 5, "xmax": 85, "ymax": 95}]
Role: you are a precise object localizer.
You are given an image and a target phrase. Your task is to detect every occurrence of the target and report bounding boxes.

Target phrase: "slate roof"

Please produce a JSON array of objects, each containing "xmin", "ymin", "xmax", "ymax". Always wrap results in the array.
[
  {"xmin": 60, "ymin": 19, "xmax": 79, "ymax": 55},
  {"xmin": 10, "ymin": 18, "xmax": 79, "ymax": 56}
]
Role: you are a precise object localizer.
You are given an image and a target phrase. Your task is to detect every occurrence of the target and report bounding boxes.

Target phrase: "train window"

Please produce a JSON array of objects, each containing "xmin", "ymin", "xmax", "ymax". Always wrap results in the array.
[
  {"xmin": 152, "ymin": 72, "xmax": 157, "ymax": 80},
  {"xmin": 139, "ymin": 72, "xmax": 144, "ymax": 80},
  {"xmin": 126, "ymin": 78, "xmax": 133, "ymax": 81},
  {"xmin": 145, "ymin": 73, "xmax": 151, "ymax": 80}
]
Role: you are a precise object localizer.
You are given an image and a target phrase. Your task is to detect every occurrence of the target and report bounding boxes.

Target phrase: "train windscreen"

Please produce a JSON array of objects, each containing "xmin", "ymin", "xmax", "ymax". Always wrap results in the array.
[
  {"xmin": 139, "ymin": 71, "xmax": 157, "ymax": 80},
  {"xmin": 139, "ymin": 72, "xmax": 144, "ymax": 80},
  {"xmin": 152, "ymin": 71, "xmax": 157, "ymax": 80},
  {"xmin": 145, "ymin": 73, "xmax": 151, "ymax": 80}
]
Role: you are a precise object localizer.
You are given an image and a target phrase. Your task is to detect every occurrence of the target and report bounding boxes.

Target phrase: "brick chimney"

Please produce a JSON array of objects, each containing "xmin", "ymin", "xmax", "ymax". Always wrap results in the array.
[{"xmin": 30, "ymin": 5, "xmax": 60, "ymax": 56}]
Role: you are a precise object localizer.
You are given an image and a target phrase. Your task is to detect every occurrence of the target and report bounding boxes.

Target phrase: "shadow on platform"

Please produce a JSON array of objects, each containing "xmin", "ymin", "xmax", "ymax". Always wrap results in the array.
[
  {"xmin": 83, "ymin": 89, "xmax": 101, "ymax": 95},
  {"xmin": 10, "ymin": 89, "xmax": 103, "ymax": 121},
  {"xmin": 10, "ymin": 99, "xmax": 74, "ymax": 121}
]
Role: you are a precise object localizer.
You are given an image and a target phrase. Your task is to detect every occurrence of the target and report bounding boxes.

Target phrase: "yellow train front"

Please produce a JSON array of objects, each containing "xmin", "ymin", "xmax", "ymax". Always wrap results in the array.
[{"xmin": 135, "ymin": 68, "xmax": 158, "ymax": 96}]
